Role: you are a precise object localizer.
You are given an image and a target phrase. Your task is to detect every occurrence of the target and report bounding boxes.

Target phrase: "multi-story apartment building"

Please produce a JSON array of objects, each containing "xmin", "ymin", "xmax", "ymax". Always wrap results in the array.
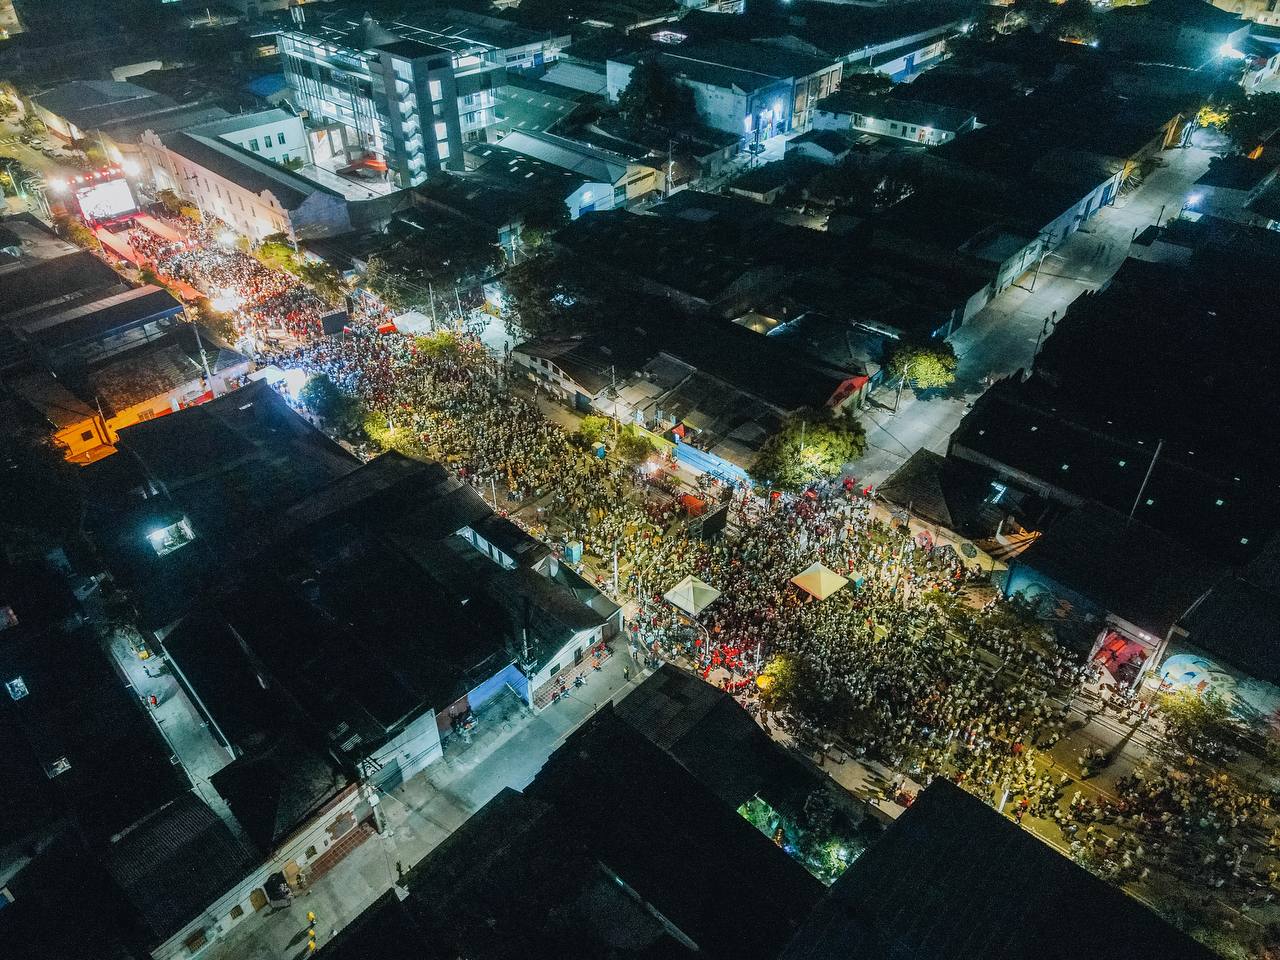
[{"xmin": 276, "ymin": 11, "xmax": 568, "ymax": 187}]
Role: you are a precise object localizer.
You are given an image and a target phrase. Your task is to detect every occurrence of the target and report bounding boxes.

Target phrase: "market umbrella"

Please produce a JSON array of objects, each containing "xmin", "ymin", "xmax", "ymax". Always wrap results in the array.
[
  {"xmin": 790, "ymin": 561, "xmax": 850, "ymax": 601},
  {"xmin": 664, "ymin": 575, "xmax": 721, "ymax": 616}
]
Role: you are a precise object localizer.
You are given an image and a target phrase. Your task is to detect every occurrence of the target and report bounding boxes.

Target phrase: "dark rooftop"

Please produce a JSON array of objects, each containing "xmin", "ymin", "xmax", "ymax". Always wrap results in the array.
[
  {"xmin": 1013, "ymin": 502, "xmax": 1222, "ymax": 641},
  {"xmin": 780, "ymin": 779, "xmax": 1216, "ymax": 960},
  {"xmin": 103, "ymin": 791, "xmax": 258, "ymax": 946},
  {"xmin": 1177, "ymin": 577, "xmax": 1280, "ymax": 690},
  {"xmin": 1195, "ymin": 153, "xmax": 1278, "ymax": 192}
]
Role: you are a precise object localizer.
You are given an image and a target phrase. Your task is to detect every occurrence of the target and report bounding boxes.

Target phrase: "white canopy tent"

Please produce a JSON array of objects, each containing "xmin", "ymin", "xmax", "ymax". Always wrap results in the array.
[
  {"xmin": 791, "ymin": 561, "xmax": 849, "ymax": 601},
  {"xmin": 393, "ymin": 310, "xmax": 433, "ymax": 335},
  {"xmin": 664, "ymin": 575, "xmax": 721, "ymax": 617}
]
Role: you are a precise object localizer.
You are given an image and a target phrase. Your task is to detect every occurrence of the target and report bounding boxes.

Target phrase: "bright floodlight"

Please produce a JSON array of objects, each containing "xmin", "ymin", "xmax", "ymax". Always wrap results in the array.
[
  {"xmin": 47, "ymin": 178, "xmax": 67, "ymax": 194},
  {"xmin": 210, "ymin": 290, "xmax": 243, "ymax": 312},
  {"xmin": 121, "ymin": 159, "xmax": 141, "ymax": 176},
  {"xmin": 1186, "ymin": 193, "xmax": 1203, "ymax": 207}
]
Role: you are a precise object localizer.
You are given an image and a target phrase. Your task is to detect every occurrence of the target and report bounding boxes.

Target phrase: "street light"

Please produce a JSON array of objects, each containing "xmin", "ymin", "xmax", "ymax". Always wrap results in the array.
[{"xmin": 892, "ymin": 357, "xmax": 925, "ymax": 415}]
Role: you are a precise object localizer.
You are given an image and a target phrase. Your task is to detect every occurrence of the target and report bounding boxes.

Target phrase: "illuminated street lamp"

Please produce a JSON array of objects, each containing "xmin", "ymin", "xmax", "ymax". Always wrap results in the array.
[{"xmin": 892, "ymin": 357, "xmax": 926, "ymax": 415}]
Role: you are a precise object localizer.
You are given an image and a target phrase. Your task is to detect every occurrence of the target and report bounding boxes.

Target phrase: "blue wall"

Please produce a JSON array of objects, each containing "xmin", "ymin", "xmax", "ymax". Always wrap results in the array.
[
  {"xmin": 672, "ymin": 439, "xmax": 750, "ymax": 486},
  {"xmin": 468, "ymin": 660, "xmax": 526, "ymax": 709}
]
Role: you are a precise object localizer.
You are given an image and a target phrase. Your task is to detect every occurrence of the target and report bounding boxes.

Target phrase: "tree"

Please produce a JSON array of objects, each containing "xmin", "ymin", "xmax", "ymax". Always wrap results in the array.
[
  {"xmin": 155, "ymin": 188, "xmax": 185, "ymax": 217},
  {"xmin": 52, "ymin": 215, "xmax": 100, "ymax": 253},
  {"xmin": 749, "ymin": 409, "xmax": 866, "ymax": 491},
  {"xmin": 1158, "ymin": 689, "xmax": 1237, "ymax": 754},
  {"xmin": 299, "ymin": 374, "xmax": 363, "ymax": 434},
  {"xmin": 255, "ymin": 234, "xmax": 299, "ymax": 273},
  {"xmin": 617, "ymin": 58, "xmax": 697, "ymax": 129},
  {"xmin": 499, "ymin": 252, "xmax": 585, "ymax": 338},
  {"xmin": 616, "ymin": 424, "xmax": 656, "ymax": 465},
  {"xmin": 519, "ymin": 193, "xmax": 570, "ymax": 249},
  {"xmin": 192, "ymin": 296, "xmax": 239, "ymax": 345},
  {"xmin": 886, "ymin": 341, "xmax": 958, "ymax": 390},
  {"xmin": 297, "ymin": 260, "xmax": 345, "ymax": 305},
  {"xmin": 1219, "ymin": 91, "xmax": 1280, "ymax": 154},
  {"xmin": 756, "ymin": 654, "xmax": 798, "ymax": 712},
  {"xmin": 575, "ymin": 415, "xmax": 610, "ymax": 445},
  {"xmin": 1054, "ymin": 0, "xmax": 1097, "ymax": 44}
]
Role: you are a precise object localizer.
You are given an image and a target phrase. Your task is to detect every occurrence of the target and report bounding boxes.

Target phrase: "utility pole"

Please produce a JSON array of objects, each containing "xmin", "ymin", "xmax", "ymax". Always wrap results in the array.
[
  {"xmin": 1128, "ymin": 438, "xmax": 1164, "ymax": 523},
  {"xmin": 191, "ymin": 318, "xmax": 213, "ymax": 383}
]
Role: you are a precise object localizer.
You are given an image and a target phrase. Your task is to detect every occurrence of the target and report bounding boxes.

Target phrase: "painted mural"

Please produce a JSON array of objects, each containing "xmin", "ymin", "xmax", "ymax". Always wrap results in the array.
[{"xmin": 1160, "ymin": 651, "xmax": 1280, "ymax": 737}]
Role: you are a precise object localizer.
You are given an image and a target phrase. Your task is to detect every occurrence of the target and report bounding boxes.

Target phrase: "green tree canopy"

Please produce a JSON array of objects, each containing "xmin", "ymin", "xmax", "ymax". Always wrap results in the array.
[
  {"xmin": 1054, "ymin": 0, "xmax": 1098, "ymax": 43},
  {"xmin": 53, "ymin": 215, "xmax": 100, "ymax": 253},
  {"xmin": 297, "ymin": 259, "xmax": 345, "ymax": 305},
  {"xmin": 617, "ymin": 58, "xmax": 697, "ymax": 129},
  {"xmin": 1157, "ymin": 689, "xmax": 1237, "ymax": 755},
  {"xmin": 500, "ymin": 251, "xmax": 588, "ymax": 338},
  {"xmin": 519, "ymin": 193, "xmax": 571, "ymax": 248},
  {"xmin": 1218, "ymin": 91, "xmax": 1280, "ymax": 154},
  {"xmin": 616, "ymin": 424, "xmax": 656, "ymax": 464},
  {"xmin": 749, "ymin": 409, "xmax": 866, "ymax": 490},
  {"xmin": 155, "ymin": 188, "xmax": 185, "ymax": 217},
  {"xmin": 887, "ymin": 341, "xmax": 958, "ymax": 390},
  {"xmin": 299, "ymin": 374, "xmax": 363, "ymax": 434},
  {"xmin": 575, "ymin": 414, "xmax": 610, "ymax": 445}
]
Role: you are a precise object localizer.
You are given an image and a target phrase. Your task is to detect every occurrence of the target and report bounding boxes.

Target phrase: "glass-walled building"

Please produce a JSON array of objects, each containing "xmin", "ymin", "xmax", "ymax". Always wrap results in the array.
[
  {"xmin": 276, "ymin": 11, "xmax": 568, "ymax": 187},
  {"xmin": 277, "ymin": 13, "xmax": 510, "ymax": 186}
]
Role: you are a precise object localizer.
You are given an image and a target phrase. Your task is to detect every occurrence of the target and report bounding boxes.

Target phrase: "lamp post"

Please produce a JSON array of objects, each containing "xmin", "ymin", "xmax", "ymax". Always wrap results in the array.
[
  {"xmin": 1032, "ymin": 310, "xmax": 1058, "ymax": 358},
  {"xmin": 892, "ymin": 357, "xmax": 924, "ymax": 415}
]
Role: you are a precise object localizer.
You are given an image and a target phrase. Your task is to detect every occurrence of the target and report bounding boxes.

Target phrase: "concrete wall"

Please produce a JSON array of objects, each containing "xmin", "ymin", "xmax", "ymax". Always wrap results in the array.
[
  {"xmin": 528, "ymin": 625, "xmax": 603, "ymax": 692},
  {"xmin": 814, "ymin": 107, "xmax": 968, "ymax": 146},
  {"xmin": 142, "ymin": 131, "xmax": 352, "ymax": 242},
  {"xmin": 368, "ymin": 708, "xmax": 443, "ymax": 784},
  {"xmin": 154, "ymin": 782, "xmax": 378, "ymax": 960},
  {"xmin": 213, "ymin": 115, "xmax": 308, "ymax": 168}
]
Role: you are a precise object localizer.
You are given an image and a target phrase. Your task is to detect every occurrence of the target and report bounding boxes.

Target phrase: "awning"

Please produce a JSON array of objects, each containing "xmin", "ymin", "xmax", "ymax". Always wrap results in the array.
[
  {"xmin": 394, "ymin": 310, "xmax": 432, "ymax": 335},
  {"xmin": 791, "ymin": 561, "xmax": 849, "ymax": 601},
  {"xmin": 664, "ymin": 575, "xmax": 720, "ymax": 616}
]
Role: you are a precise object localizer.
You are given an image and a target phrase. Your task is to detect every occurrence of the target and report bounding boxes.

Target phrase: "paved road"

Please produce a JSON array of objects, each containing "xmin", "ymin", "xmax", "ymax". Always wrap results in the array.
[
  {"xmin": 204, "ymin": 650, "xmax": 650, "ymax": 960},
  {"xmin": 847, "ymin": 142, "xmax": 1217, "ymax": 486}
]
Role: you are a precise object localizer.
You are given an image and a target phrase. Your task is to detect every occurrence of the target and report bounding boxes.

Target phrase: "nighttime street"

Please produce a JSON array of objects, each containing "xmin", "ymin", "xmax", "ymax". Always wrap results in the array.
[{"xmin": 4, "ymin": 0, "xmax": 1280, "ymax": 959}]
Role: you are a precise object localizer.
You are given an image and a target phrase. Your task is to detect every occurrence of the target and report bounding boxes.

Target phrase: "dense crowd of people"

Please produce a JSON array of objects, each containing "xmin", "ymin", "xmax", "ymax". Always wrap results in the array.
[
  {"xmin": 145, "ymin": 211, "xmax": 1280, "ymax": 946},
  {"xmin": 127, "ymin": 221, "xmax": 328, "ymax": 342}
]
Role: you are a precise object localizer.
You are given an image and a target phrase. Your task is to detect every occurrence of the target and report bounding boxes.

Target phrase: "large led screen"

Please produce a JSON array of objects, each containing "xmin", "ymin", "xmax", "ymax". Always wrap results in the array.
[{"xmin": 75, "ymin": 178, "xmax": 136, "ymax": 220}]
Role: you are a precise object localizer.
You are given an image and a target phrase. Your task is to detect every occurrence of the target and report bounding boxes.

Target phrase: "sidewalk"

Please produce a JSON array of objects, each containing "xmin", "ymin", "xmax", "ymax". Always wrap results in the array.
[{"xmin": 205, "ymin": 652, "xmax": 651, "ymax": 960}]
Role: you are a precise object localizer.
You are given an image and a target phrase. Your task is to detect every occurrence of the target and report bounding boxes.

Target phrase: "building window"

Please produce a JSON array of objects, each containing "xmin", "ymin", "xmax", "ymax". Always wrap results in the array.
[
  {"xmin": 5, "ymin": 676, "xmax": 28, "ymax": 700},
  {"xmin": 429, "ymin": 80, "xmax": 443, "ymax": 102},
  {"xmin": 249, "ymin": 139, "xmax": 260, "ymax": 152},
  {"xmin": 44, "ymin": 757, "xmax": 71, "ymax": 778},
  {"xmin": 148, "ymin": 517, "xmax": 196, "ymax": 556},
  {"xmin": 277, "ymin": 132, "xmax": 286, "ymax": 146}
]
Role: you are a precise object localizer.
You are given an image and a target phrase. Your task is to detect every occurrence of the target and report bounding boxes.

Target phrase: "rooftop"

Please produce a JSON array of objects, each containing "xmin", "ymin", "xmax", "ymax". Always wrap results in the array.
[
  {"xmin": 157, "ymin": 130, "xmax": 337, "ymax": 210},
  {"xmin": 1195, "ymin": 153, "xmax": 1278, "ymax": 192},
  {"xmin": 497, "ymin": 128, "xmax": 639, "ymax": 184},
  {"xmin": 816, "ymin": 90, "xmax": 976, "ymax": 132},
  {"xmin": 780, "ymin": 779, "xmax": 1216, "ymax": 960},
  {"xmin": 1013, "ymin": 502, "xmax": 1221, "ymax": 641}
]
